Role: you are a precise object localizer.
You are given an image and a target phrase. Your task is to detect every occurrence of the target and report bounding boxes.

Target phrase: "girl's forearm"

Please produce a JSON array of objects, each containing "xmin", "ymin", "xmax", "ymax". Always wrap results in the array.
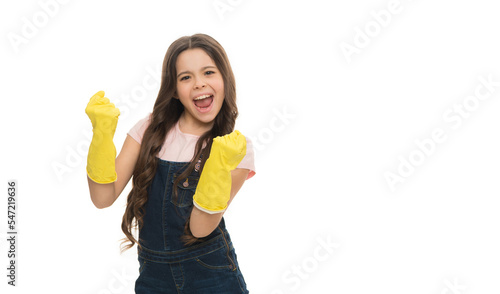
[
  {"xmin": 189, "ymin": 207, "xmax": 224, "ymax": 238},
  {"xmin": 189, "ymin": 168, "xmax": 249, "ymax": 238},
  {"xmin": 87, "ymin": 176, "xmax": 116, "ymax": 209}
]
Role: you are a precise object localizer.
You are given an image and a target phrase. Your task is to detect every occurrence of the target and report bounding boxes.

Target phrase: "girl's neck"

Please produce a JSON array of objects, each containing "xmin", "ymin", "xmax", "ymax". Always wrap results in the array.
[{"xmin": 178, "ymin": 113, "xmax": 213, "ymax": 136}]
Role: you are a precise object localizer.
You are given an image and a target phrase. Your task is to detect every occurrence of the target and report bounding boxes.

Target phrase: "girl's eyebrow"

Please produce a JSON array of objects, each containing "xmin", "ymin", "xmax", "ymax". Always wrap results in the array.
[{"xmin": 177, "ymin": 66, "xmax": 217, "ymax": 78}]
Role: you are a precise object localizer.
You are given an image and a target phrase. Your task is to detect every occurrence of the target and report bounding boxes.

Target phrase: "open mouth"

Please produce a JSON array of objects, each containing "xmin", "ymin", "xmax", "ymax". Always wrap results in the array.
[{"xmin": 193, "ymin": 94, "xmax": 214, "ymax": 110}]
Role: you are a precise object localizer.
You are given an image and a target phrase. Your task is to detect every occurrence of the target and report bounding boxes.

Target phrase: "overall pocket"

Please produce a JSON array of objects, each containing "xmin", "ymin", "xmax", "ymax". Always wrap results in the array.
[
  {"xmin": 170, "ymin": 173, "xmax": 199, "ymax": 207},
  {"xmin": 194, "ymin": 246, "xmax": 234, "ymax": 271},
  {"xmin": 138, "ymin": 256, "xmax": 148, "ymax": 275}
]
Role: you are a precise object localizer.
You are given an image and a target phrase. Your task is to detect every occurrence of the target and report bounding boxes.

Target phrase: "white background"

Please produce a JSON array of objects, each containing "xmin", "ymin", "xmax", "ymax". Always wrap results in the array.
[{"xmin": 1, "ymin": 0, "xmax": 500, "ymax": 293}]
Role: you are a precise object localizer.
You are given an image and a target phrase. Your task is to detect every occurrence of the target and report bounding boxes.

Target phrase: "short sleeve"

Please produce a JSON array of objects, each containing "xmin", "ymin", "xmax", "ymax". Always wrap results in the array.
[
  {"xmin": 127, "ymin": 113, "xmax": 152, "ymax": 144},
  {"xmin": 236, "ymin": 136, "xmax": 256, "ymax": 180}
]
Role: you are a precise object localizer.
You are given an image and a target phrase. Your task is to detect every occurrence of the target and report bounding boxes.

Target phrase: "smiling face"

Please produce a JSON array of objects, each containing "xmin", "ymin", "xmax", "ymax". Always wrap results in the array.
[{"xmin": 175, "ymin": 48, "xmax": 225, "ymax": 134}]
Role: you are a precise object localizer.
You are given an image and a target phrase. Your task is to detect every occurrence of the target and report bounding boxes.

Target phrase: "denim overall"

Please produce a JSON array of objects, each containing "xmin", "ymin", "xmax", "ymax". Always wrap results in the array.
[{"xmin": 135, "ymin": 158, "xmax": 249, "ymax": 293}]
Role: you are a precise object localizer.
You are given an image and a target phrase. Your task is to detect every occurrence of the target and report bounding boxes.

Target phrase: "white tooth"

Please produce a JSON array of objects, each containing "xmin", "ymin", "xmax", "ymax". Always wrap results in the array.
[{"xmin": 194, "ymin": 94, "xmax": 211, "ymax": 100}]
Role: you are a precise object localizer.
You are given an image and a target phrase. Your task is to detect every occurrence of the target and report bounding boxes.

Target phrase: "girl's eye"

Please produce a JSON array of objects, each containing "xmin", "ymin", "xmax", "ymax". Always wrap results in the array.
[
  {"xmin": 180, "ymin": 76, "xmax": 190, "ymax": 81},
  {"xmin": 205, "ymin": 71, "xmax": 215, "ymax": 75}
]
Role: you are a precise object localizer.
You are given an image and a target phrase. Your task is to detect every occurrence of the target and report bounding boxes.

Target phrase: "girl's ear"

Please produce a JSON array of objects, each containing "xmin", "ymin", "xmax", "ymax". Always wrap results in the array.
[{"xmin": 172, "ymin": 91, "xmax": 179, "ymax": 99}]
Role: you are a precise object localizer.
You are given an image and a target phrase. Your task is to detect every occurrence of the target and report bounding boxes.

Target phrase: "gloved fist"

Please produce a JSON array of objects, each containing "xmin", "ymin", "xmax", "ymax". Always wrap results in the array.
[
  {"xmin": 85, "ymin": 90, "xmax": 120, "ymax": 135},
  {"xmin": 212, "ymin": 130, "xmax": 247, "ymax": 171},
  {"xmin": 85, "ymin": 91, "xmax": 120, "ymax": 184},
  {"xmin": 193, "ymin": 130, "xmax": 247, "ymax": 214}
]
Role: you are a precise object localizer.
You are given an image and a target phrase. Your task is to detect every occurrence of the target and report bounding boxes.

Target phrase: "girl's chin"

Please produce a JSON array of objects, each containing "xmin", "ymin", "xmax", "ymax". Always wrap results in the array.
[{"xmin": 185, "ymin": 110, "xmax": 216, "ymax": 126}]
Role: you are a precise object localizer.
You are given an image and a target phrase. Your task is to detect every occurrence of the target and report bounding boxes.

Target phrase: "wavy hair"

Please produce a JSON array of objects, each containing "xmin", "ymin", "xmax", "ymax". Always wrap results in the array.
[{"xmin": 120, "ymin": 34, "xmax": 238, "ymax": 252}]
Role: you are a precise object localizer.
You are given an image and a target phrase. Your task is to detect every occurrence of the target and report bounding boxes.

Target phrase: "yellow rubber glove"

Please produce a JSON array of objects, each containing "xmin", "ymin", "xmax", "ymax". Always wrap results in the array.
[
  {"xmin": 85, "ymin": 91, "xmax": 120, "ymax": 184},
  {"xmin": 193, "ymin": 130, "xmax": 247, "ymax": 214}
]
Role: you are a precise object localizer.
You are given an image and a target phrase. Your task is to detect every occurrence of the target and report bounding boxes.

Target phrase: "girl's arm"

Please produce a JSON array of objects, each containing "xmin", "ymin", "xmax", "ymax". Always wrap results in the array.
[
  {"xmin": 87, "ymin": 135, "xmax": 140, "ymax": 208},
  {"xmin": 189, "ymin": 168, "xmax": 250, "ymax": 238}
]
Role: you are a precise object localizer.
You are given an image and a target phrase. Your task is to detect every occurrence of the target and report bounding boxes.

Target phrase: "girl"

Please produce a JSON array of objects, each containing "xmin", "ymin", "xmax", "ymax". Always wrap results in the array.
[{"xmin": 85, "ymin": 34, "xmax": 255, "ymax": 293}]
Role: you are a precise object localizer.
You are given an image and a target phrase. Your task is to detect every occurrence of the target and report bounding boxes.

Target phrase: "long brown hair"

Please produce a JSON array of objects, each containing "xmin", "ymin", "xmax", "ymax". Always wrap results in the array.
[{"xmin": 120, "ymin": 34, "xmax": 238, "ymax": 253}]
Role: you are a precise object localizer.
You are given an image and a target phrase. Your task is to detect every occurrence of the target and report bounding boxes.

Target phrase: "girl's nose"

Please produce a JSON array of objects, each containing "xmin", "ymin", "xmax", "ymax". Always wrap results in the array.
[{"xmin": 194, "ymin": 77, "xmax": 206, "ymax": 89}]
